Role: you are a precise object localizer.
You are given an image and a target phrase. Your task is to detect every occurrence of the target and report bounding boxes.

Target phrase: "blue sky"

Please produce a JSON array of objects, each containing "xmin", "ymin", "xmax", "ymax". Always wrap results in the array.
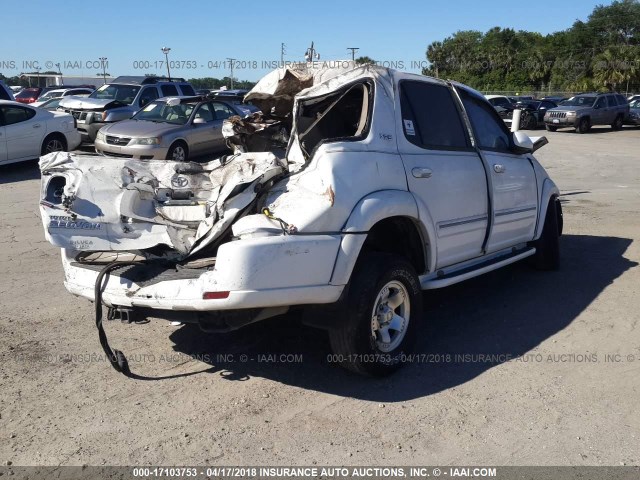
[{"xmin": 0, "ymin": 0, "xmax": 610, "ymax": 82}]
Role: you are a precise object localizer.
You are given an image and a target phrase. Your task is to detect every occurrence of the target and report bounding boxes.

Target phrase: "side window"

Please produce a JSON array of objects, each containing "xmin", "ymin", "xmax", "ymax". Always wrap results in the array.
[
  {"xmin": 606, "ymin": 95, "xmax": 617, "ymax": 108},
  {"xmin": 594, "ymin": 97, "xmax": 607, "ymax": 109},
  {"xmin": 139, "ymin": 87, "xmax": 159, "ymax": 107},
  {"xmin": 180, "ymin": 84, "xmax": 196, "ymax": 96},
  {"xmin": 399, "ymin": 81, "xmax": 469, "ymax": 149},
  {"xmin": 1, "ymin": 106, "xmax": 36, "ymax": 126},
  {"xmin": 160, "ymin": 84, "xmax": 179, "ymax": 97},
  {"xmin": 616, "ymin": 94, "xmax": 626, "ymax": 105},
  {"xmin": 211, "ymin": 102, "xmax": 235, "ymax": 120},
  {"xmin": 541, "ymin": 101, "xmax": 555, "ymax": 110},
  {"xmin": 459, "ymin": 89, "xmax": 512, "ymax": 152},
  {"xmin": 195, "ymin": 103, "xmax": 214, "ymax": 122}
]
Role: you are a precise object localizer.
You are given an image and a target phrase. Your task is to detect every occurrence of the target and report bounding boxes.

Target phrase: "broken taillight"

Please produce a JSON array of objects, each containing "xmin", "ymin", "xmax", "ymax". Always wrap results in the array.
[{"xmin": 203, "ymin": 291, "xmax": 230, "ymax": 300}]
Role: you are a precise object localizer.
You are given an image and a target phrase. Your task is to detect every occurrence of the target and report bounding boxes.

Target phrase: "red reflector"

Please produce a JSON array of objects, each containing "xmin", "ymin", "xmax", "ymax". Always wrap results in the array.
[{"xmin": 203, "ymin": 291, "xmax": 230, "ymax": 300}]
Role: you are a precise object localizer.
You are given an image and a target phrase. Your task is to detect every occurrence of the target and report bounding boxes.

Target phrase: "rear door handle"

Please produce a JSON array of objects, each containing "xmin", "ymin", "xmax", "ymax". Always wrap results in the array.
[
  {"xmin": 412, "ymin": 167, "xmax": 432, "ymax": 179},
  {"xmin": 493, "ymin": 164, "xmax": 505, "ymax": 173}
]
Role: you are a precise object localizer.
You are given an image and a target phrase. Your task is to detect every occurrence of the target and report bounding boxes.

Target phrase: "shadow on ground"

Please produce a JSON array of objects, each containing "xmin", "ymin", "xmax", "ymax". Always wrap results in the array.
[
  {"xmin": 160, "ymin": 234, "xmax": 636, "ymax": 401},
  {"xmin": 0, "ymin": 160, "xmax": 40, "ymax": 185}
]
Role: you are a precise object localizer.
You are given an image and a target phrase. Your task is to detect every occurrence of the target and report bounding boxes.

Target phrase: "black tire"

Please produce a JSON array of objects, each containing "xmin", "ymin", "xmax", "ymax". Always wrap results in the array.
[
  {"xmin": 576, "ymin": 117, "xmax": 590, "ymax": 134},
  {"xmin": 41, "ymin": 133, "xmax": 67, "ymax": 155},
  {"xmin": 328, "ymin": 253, "xmax": 422, "ymax": 376},
  {"xmin": 167, "ymin": 141, "xmax": 188, "ymax": 162},
  {"xmin": 611, "ymin": 115, "xmax": 624, "ymax": 130},
  {"xmin": 531, "ymin": 198, "xmax": 560, "ymax": 270},
  {"xmin": 545, "ymin": 125, "xmax": 558, "ymax": 132}
]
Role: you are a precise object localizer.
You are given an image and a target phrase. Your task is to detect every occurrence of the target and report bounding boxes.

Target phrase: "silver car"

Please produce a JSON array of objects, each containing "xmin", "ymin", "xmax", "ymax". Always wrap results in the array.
[{"xmin": 94, "ymin": 97, "xmax": 244, "ymax": 161}]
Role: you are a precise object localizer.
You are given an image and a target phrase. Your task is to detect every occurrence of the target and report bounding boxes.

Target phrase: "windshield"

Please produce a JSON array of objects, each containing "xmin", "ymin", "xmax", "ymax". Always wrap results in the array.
[
  {"xmin": 40, "ymin": 92, "xmax": 63, "ymax": 101},
  {"xmin": 561, "ymin": 96, "xmax": 596, "ymax": 107},
  {"xmin": 89, "ymin": 84, "xmax": 141, "ymax": 104},
  {"xmin": 132, "ymin": 100, "xmax": 197, "ymax": 125}
]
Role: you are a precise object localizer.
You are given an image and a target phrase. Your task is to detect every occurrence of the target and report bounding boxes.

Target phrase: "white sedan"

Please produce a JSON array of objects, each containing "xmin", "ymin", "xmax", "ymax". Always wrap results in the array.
[{"xmin": 0, "ymin": 100, "xmax": 81, "ymax": 166}]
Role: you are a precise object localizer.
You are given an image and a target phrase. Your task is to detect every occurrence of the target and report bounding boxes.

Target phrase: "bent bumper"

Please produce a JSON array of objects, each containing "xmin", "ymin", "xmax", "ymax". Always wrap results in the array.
[{"xmin": 61, "ymin": 234, "xmax": 345, "ymax": 311}]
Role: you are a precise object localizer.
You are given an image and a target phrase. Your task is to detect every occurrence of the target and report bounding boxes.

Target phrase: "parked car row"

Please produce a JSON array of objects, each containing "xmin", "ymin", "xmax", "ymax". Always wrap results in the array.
[
  {"xmin": 0, "ymin": 100, "xmax": 81, "ymax": 166},
  {"xmin": 0, "ymin": 75, "xmax": 260, "ymax": 166},
  {"xmin": 486, "ymin": 91, "xmax": 634, "ymax": 133},
  {"xmin": 95, "ymin": 96, "xmax": 251, "ymax": 161}
]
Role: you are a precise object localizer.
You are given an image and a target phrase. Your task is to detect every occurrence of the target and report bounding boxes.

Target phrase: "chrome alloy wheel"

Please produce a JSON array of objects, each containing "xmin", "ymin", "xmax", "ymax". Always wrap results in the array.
[{"xmin": 370, "ymin": 280, "xmax": 410, "ymax": 352}]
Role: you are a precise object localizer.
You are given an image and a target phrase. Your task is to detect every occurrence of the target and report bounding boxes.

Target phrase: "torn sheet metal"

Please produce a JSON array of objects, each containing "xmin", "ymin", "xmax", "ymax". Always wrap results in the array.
[
  {"xmin": 244, "ymin": 61, "xmax": 357, "ymax": 116},
  {"xmin": 222, "ymin": 112, "xmax": 289, "ymax": 155},
  {"xmin": 39, "ymin": 151, "xmax": 285, "ymax": 257}
]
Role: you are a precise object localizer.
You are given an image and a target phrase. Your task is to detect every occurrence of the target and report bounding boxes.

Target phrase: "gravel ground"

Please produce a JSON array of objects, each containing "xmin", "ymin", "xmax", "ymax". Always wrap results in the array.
[{"xmin": 0, "ymin": 126, "xmax": 639, "ymax": 467}]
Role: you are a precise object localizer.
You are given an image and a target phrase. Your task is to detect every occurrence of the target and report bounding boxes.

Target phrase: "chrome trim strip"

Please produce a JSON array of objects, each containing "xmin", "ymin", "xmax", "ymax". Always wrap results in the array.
[
  {"xmin": 495, "ymin": 206, "xmax": 537, "ymax": 217},
  {"xmin": 439, "ymin": 215, "xmax": 489, "ymax": 229}
]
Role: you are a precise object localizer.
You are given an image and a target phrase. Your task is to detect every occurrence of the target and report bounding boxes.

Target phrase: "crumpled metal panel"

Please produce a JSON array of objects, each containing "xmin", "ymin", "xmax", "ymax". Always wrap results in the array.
[{"xmin": 39, "ymin": 151, "xmax": 286, "ymax": 257}]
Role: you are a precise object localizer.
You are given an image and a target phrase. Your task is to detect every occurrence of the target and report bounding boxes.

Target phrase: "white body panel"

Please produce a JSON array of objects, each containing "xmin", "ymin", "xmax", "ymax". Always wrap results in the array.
[
  {"xmin": 0, "ymin": 100, "xmax": 80, "ymax": 165},
  {"xmin": 38, "ymin": 66, "xmax": 558, "ymax": 315}
]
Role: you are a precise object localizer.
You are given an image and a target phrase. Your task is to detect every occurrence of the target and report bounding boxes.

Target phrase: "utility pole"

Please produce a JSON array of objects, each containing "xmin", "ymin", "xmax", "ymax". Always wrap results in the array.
[
  {"xmin": 55, "ymin": 63, "xmax": 63, "ymax": 85},
  {"xmin": 99, "ymin": 57, "xmax": 108, "ymax": 84},
  {"xmin": 347, "ymin": 47, "xmax": 359, "ymax": 61},
  {"xmin": 305, "ymin": 41, "xmax": 320, "ymax": 62},
  {"xmin": 280, "ymin": 43, "xmax": 286, "ymax": 66},
  {"xmin": 161, "ymin": 47, "xmax": 171, "ymax": 80},
  {"xmin": 226, "ymin": 58, "xmax": 236, "ymax": 89},
  {"xmin": 35, "ymin": 67, "xmax": 41, "ymax": 87}
]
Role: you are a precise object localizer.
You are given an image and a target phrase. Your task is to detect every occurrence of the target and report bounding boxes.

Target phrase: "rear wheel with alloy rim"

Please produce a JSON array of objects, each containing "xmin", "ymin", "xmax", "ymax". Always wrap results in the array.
[
  {"xmin": 41, "ymin": 134, "xmax": 66, "ymax": 155},
  {"xmin": 329, "ymin": 253, "xmax": 422, "ymax": 376}
]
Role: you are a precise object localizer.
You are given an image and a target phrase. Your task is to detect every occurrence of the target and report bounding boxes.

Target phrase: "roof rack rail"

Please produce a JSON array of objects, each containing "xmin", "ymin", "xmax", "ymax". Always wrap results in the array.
[{"xmin": 112, "ymin": 75, "xmax": 188, "ymax": 85}]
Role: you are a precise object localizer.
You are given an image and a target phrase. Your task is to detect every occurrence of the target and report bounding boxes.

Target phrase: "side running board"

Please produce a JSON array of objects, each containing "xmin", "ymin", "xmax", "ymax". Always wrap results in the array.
[{"xmin": 420, "ymin": 247, "xmax": 536, "ymax": 290}]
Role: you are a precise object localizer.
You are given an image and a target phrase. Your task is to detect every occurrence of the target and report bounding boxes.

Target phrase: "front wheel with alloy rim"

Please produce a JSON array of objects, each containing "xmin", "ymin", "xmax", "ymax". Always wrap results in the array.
[
  {"xmin": 576, "ymin": 117, "xmax": 590, "ymax": 134},
  {"xmin": 611, "ymin": 115, "xmax": 624, "ymax": 130},
  {"xmin": 329, "ymin": 253, "xmax": 422, "ymax": 376},
  {"xmin": 41, "ymin": 134, "xmax": 66, "ymax": 155},
  {"xmin": 167, "ymin": 142, "xmax": 188, "ymax": 161}
]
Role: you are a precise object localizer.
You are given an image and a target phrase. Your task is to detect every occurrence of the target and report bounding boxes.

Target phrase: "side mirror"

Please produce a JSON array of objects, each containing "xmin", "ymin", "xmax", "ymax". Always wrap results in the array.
[
  {"xmin": 512, "ymin": 131, "xmax": 534, "ymax": 153},
  {"xmin": 193, "ymin": 117, "xmax": 206, "ymax": 125}
]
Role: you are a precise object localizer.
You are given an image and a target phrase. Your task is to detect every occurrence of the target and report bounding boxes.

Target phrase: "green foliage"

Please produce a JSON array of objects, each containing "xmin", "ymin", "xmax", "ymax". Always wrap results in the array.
[
  {"xmin": 422, "ymin": 0, "xmax": 640, "ymax": 93},
  {"xmin": 355, "ymin": 56, "xmax": 375, "ymax": 65}
]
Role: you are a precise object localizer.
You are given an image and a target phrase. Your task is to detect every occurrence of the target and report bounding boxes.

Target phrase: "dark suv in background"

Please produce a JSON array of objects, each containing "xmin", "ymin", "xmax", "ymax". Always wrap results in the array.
[{"xmin": 544, "ymin": 92, "xmax": 629, "ymax": 133}]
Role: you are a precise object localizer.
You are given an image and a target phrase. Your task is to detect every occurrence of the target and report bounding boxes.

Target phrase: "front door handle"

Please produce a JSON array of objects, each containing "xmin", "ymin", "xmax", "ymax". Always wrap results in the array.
[
  {"xmin": 33, "ymin": 124, "xmax": 41, "ymax": 129},
  {"xmin": 412, "ymin": 167, "xmax": 432, "ymax": 179},
  {"xmin": 493, "ymin": 164, "xmax": 505, "ymax": 173}
]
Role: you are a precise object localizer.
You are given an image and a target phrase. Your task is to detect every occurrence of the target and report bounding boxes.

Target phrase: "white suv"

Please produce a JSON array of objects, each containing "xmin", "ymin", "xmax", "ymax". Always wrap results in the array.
[{"xmin": 39, "ymin": 65, "xmax": 561, "ymax": 376}]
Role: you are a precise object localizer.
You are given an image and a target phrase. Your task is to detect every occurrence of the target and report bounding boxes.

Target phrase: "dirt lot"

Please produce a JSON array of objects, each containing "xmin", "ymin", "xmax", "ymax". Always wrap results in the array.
[{"xmin": 1, "ymin": 126, "xmax": 639, "ymax": 467}]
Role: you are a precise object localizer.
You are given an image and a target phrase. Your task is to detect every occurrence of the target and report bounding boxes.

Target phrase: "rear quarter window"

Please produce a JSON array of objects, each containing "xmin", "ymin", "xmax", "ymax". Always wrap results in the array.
[
  {"xmin": 400, "ymin": 80, "xmax": 470, "ymax": 150},
  {"xmin": 160, "ymin": 85, "xmax": 179, "ymax": 96},
  {"xmin": 180, "ymin": 84, "xmax": 196, "ymax": 96}
]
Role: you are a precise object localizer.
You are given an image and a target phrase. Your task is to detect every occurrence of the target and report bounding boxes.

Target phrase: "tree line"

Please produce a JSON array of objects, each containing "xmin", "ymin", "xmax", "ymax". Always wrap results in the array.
[{"xmin": 422, "ymin": 0, "xmax": 640, "ymax": 94}]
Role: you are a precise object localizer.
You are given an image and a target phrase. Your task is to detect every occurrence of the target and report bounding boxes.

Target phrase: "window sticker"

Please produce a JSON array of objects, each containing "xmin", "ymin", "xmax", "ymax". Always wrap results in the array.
[
  {"xmin": 404, "ymin": 119, "xmax": 416, "ymax": 136},
  {"xmin": 143, "ymin": 104, "xmax": 158, "ymax": 112}
]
